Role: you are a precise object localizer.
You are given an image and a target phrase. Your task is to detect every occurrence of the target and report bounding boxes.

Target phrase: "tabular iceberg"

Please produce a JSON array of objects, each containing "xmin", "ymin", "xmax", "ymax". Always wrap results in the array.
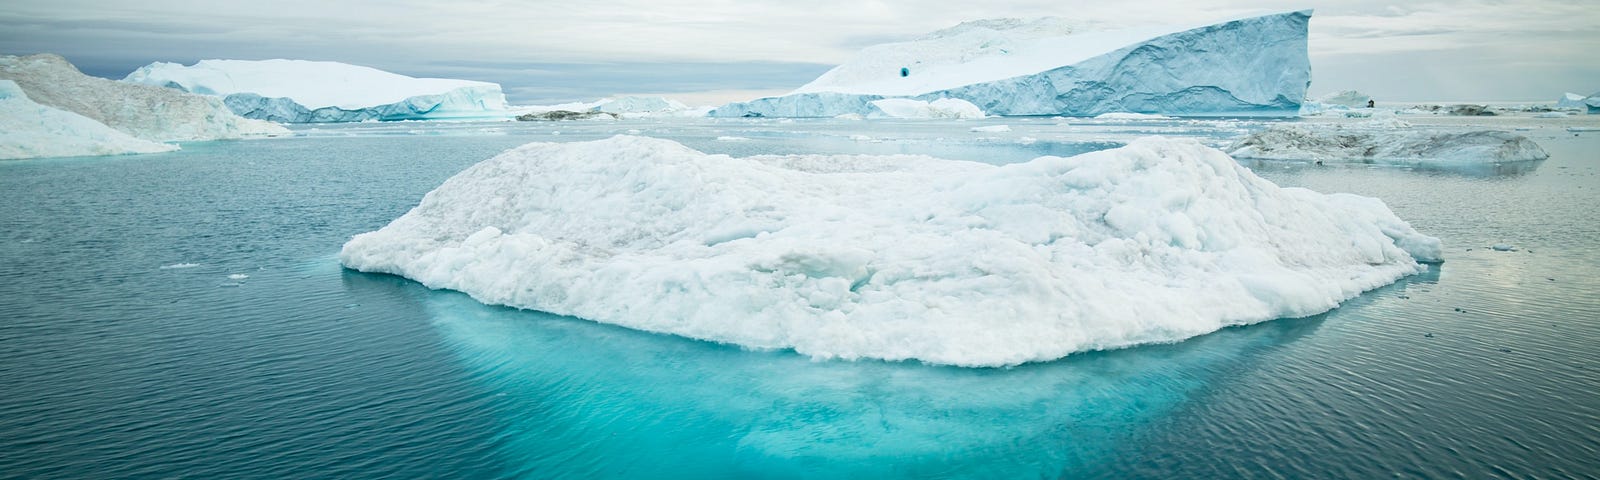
[
  {"xmin": 341, "ymin": 135, "xmax": 1439, "ymax": 367},
  {"xmin": 712, "ymin": 11, "xmax": 1310, "ymax": 118},
  {"xmin": 123, "ymin": 59, "xmax": 510, "ymax": 123},
  {"xmin": 1, "ymin": 80, "xmax": 177, "ymax": 160},
  {"xmin": 0, "ymin": 54, "xmax": 288, "ymax": 143},
  {"xmin": 1228, "ymin": 117, "xmax": 1549, "ymax": 164}
]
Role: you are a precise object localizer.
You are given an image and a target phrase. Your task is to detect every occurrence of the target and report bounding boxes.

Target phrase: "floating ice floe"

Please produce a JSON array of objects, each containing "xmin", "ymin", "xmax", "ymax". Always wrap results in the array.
[
  {"xmin": 970, "ymin": 125, "xmax": 1012, "ymax": 133},
  {"xmin": 1093, "ymin": 112, "xmax": 1173, "ymax": 120},
  {"xmin": 341, "ymin": 135, "xmax": 1440, "ymax": 367},
  {"xmin": 1228, "ymin": 117, "xmax": 1549, "ymax": 164},
  {"xmin": 868, "ymin": 98, "xmax": 986, "ymax": 119},
  {"xmin": 159, "ymin": 263, "xmax": 202, "ymax": 270}
]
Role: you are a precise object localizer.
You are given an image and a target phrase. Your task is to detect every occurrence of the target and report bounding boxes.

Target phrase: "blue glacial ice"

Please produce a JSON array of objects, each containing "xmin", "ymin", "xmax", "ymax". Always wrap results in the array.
[
  {"xmin": 340, "ymin": 135, "xmax": 1440, "ymax": 367},
  {"xmin": 711, "ymin": 11, "xmax": 1311, "ymax": 118},
  {"xmin": 122, "ymin": 59, "xmax": 510, "ymax": 123}
]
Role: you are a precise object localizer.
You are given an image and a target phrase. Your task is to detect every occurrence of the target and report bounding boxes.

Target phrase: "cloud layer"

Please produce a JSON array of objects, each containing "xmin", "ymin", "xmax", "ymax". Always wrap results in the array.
[{"xmin": 3, "ymin": 0, "xmax": 1596, "ymax": 103}]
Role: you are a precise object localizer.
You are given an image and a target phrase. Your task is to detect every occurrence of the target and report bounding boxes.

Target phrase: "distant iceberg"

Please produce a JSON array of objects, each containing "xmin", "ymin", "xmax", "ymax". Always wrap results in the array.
[
  {"xmin": 869, "ymin": 98, "xmax": 985, "ymax": 118},
  {"xmin": 712, "ymin": 11, "xmax": 1311, "ymax": 118},
  {"xmin": 341, "ymin": 135, "xmax": 1439, "ymax": 367},
  {"xmin": 1228, "ymin": 117, "xmax": 1549, "ymax": 164},
  {"xmin": 123, "ymin": 59, "xmax": 510, "ymax": 123},
  {"xmin": 1555, "ymin": 92, "xmax": 1588, "ymax": 110},
  {"xmin": 0, "ymin": 54, "xmax": 288, "ymax": 143},
  {"xmin": 1, "ymin": 80, "xmax": 178, "ymax": 160}
]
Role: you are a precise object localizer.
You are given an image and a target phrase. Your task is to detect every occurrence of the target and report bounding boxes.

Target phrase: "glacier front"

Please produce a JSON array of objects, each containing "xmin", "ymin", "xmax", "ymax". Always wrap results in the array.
[
  {"xmin": 340, "ymin": 135, "xmax": 1439, "ymax": 367},
  {"xmin": 711, "ymin": 11, "xmax": 1311, "ymax": 118},
  {"xmin": 123, "ymin": 59, "xmax": 510, "ymax": 123}
]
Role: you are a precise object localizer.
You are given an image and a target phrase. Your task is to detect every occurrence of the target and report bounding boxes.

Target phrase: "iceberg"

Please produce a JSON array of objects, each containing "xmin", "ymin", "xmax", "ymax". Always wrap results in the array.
[
  {"xmin": 868, "ymin": 98, "xmax": 986, "ymax": 118},
  {"xmin": 1556, "ymin": 92, "xmax": 1588, "ymax": 110},
  {"xmin": 1, "ymin": 80, "xmax": 178, "ymax": 160},
  {"xmin": 0, "ymin": 54, "xmax": 288, "ymax": 142},
  {"xmin": 711, "ymin": 11, "xmax": 1310, "ymax": 118},
  {"xmin": 1228, "ymin": 118, "xmax": 1549, "ymax": 164},
  {"xmin": 122, "ymin": 59, "xmax": 509, "ymax": 123},
  {"xmin": 341, "ymin": 135, "xmax": 1440, "ymax": 367}
]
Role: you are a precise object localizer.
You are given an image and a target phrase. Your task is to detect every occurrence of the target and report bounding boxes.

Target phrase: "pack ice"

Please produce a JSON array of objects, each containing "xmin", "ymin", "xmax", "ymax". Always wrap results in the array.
[
  {"xmin": 0, "ymin": 54, "xmax": 288, "ymax": 145},
  {"xmin": 123, "ymin": 59, "xmax": 509, "ymax": 123},
  {"xmin": 711, "ymin": 11, "xmax": 1310, "ymax": 118},
  {"xmin": 341, "ymin": 135, "xmax": 1440, "ymax": 367},
  {"xmin": 1228, "ymin": 116, "xmax": 1549, "ymax": 164}
]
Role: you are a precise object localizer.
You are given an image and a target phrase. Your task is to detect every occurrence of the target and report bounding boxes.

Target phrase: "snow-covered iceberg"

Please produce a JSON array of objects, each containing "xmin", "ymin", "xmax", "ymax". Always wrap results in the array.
[
  {"xmin": 122, "ymin": 59, "xmax": 509, "ymax": 123},
  {"xmin": 711, "ymin": 11, "xmax": 1310, "ymax": 118},
  {"xmin": 341, "ymin": 135, "xmax": 1439, "ymax": 367},
  {"xmin": 1, "ymin": 80, "xmax": 178, "ymax": 160},
  {"xmin": 0, "ymin": 54, "xmax": 288, "ymax": 142},
  {"xmin": 1228, "ymin": 118, "xmax": 1549, "ymax": 164}
]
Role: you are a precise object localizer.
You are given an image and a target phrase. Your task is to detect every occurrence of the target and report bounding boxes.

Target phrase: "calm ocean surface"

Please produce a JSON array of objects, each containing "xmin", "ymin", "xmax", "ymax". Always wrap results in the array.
[{"xmin": 2, "ymin": 117, "xmax": 1597, "ymax": 478}]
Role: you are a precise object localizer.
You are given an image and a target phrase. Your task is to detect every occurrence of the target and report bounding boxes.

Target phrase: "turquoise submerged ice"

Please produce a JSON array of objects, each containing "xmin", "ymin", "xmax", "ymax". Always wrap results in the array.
[
  {"xmin": 340, "ymin": 135, "xmax": 1440, "ymax": 367},
  {"xmin": 711, "ymin": 11, "xmax": 1311, "ymax": 118}
]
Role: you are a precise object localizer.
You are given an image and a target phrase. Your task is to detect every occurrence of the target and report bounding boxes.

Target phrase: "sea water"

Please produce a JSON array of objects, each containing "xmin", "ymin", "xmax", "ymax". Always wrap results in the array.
[{"xmin": 1, "ymin": 116, "xmax": 1596, "ymax": 478}]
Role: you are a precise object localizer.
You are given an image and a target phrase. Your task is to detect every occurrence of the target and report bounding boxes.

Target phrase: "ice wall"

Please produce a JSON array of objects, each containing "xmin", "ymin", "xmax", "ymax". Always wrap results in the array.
[
  {"xmin": 123, "ymin": 59, "xmax": 510, "ymax": 123},
  {"xmin": 341, "ymin": 135, "xmax": 1439, "ymax": 367},
  {"xmin": 712, "ymin": 11, "xmax": 1311, "ymax": 118},
  {"xmin": 0, "ymin": 54, "xmax": 288, "ymax": 142},
  {"xmin": 1, "ymin": 80, "xmax": 178, "ymax": 160}
]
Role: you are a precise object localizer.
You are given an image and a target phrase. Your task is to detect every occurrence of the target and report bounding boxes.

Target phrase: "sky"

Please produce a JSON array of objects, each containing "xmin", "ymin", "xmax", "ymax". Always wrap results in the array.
[{"xmin": 2, "ymin": 0, "xmax": 1596, "ymax": 105}]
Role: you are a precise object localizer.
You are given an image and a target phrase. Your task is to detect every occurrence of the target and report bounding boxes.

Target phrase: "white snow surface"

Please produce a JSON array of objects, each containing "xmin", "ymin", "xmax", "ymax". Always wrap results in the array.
[
  {"xmin": 1, "ymin": 80, "xmax": 178, "ymax": 160},
  {"xmin": 0, "ymin": 54, "xmax": 288, "ymax": 142},
  {"xmin": 1228, "ymin": 119, "xmax": 1549, "ymax": 163},
  {"xmin": 340, "ymin": 135, "xmax": 1441, "ymax": 367},
  {"xmin": 869, "ymin": 98, "xmax": 985, "ymax": 118},
  {"xmin": 124, "ymin": 59, "xmax": 505, "ymax": 111}
]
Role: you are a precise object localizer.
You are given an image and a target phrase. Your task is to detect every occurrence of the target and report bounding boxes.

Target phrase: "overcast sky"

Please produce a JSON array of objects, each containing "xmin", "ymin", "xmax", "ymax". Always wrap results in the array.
[{"xmin": 3, "ymin": 0, "xmax": 1596, "ymax": 105}]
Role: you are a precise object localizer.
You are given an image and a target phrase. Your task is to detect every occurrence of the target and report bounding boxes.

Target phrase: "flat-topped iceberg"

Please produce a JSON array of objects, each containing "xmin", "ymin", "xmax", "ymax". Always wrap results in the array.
[
  {"xmin": 1, "ymin": 80, "xmax": 177, "ymax": 160},
  {"xmin": 123, "ymin": 59, "xmax": 509, "ymax": 123},
  {"xmin": 1228, "ymin": 118, "xmax": 1549, "ymax": 164},
  {"xmin": 712, "ymin": 11, "xmax": 1310, "ymax": 118},
  {"xmin": 0, "ymin": 54, "xmax": 288, "ymax": 143},
  {"xmin": 341, "ymin": 135, "xmax": 1439, "ymax": 367}
]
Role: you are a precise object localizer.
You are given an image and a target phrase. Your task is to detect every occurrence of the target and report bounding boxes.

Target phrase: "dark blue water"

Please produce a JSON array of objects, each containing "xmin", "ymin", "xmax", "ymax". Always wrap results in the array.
[{"xmin": 2, "ymin": 119, "xmax": 1597, "ymax": 479}]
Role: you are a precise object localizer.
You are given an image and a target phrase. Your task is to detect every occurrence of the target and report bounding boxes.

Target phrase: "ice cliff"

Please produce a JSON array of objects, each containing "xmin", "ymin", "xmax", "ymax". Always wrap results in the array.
[
  {"xmin": 1228, "ymin": 117, "xmax": 1549, "ymax": 164},
  {"xmin": 1, "ymin": 80, "xmax": 178, "ymax": 160},
  {"xmin": 711, "ymin": 11, "xmax": 1311, "ymax": 118},
  {"xmin": 123, "ymin": 59, "xmax": 510, "ymax": 123},
  {"xmin": 0, "ymin": 54, "xmax": 288, "ymax": 143},
  {"xmin": 341, "ymin": 135, "xmax": 1440, "ymax": 367}
]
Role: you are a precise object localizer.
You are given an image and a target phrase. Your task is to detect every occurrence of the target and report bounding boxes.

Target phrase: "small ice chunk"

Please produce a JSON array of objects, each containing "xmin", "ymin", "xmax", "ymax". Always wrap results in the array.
[
  {"xmin": 970, "ymin": 125, "xmax": 1011, "ymax": 133},
  {"xmin": 159, "ymin": 263, "xmax": 201, "ymax": 269},
  {"xmin": 227, "ymin": 273, "xmax": 250, "ymax": 280}
]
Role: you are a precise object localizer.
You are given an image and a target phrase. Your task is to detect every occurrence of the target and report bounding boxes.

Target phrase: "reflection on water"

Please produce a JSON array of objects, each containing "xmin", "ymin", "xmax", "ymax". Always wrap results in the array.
[{"xmin": 407, "ymin": 273, "xmax": 1339, "ymax": 478}]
